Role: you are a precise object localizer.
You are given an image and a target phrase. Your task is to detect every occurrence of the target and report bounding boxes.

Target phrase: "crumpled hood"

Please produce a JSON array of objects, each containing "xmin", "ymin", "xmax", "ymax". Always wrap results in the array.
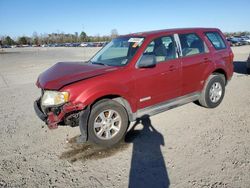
[{"xmin": 36, "ymin": 62, "xmax": 119, "ymax": 90}]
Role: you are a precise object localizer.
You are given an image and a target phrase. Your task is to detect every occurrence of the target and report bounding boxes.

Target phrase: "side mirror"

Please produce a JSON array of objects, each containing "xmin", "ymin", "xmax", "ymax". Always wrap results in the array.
[{"xmin": 138, "ymin": 55, "xmax": 156, "ymax": 68}]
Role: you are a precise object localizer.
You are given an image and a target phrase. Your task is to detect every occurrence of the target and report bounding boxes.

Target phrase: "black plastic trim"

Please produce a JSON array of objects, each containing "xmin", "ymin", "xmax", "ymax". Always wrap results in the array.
[{"xmin": 34, "ymin": 99, "xmax": 47, "ymax": 121}]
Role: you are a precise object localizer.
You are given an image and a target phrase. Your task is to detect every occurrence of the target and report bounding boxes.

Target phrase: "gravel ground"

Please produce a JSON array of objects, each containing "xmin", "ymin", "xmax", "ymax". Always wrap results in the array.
[{"xmin": 0, "ymin": 46, "xmax": 249, "ymax": 188}]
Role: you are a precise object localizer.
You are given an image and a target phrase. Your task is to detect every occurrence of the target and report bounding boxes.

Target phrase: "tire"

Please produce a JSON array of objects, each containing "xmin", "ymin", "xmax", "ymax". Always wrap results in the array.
[
  {"xmin": 198, "ymin": 74, "xmax": 225, "ymax": 108},
  {"xmin": 88, "ymin": 99, "xmax": 129, "ymax": 147}
]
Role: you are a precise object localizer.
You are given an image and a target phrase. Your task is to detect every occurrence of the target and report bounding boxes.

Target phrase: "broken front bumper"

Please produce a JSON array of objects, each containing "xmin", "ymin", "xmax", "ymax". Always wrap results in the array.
[{"xmin": 34, "ymin": 99, "xmax": 85, "ymax": 129}]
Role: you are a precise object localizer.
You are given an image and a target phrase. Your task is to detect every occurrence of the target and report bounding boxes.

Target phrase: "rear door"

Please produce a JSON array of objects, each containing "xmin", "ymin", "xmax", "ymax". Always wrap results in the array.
[{"xmin": 178, "ymin": 32, "xmax": 211, "ymax": 95}]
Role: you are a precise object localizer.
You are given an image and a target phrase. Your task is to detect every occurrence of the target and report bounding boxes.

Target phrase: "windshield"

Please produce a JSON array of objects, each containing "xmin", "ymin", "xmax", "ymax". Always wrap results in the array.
[{"xmin": 90, "ymin": 37, "xmax": 144, "ymax": 66}]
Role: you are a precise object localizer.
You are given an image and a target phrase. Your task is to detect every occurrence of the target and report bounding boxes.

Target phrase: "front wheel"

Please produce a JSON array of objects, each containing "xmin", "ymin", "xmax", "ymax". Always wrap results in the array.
[
  {"xmin": 87, "ymin": 99, "xmax": 129, "ymax": 147},
  {"xmin": 198, "ymin": 74, "xmax": 225, "ymax": 108}
]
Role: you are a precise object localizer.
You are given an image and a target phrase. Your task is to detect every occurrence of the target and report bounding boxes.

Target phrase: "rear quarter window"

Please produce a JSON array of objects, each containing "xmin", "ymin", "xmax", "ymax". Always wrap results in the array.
[{"xmin": 205, "ymin": 32, "xmax": 227, "ymax": 50}]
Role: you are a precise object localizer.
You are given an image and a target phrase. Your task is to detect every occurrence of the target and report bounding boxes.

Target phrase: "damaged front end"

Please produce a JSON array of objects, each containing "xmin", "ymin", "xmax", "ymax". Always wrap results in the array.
[
  {"xmin": 34, "ymin": 98, "xmax": 85, "ymax": 129},
  {"xmin": 34, "ymin": 97, "xmax": 90, "ymax": 143}
]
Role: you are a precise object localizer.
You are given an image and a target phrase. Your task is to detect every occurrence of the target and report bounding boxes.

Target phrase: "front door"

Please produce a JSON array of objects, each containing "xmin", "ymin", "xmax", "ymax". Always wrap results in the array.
[{"xmin": 134, "ymin": 35, "xmax": 181, "ymax": 109}]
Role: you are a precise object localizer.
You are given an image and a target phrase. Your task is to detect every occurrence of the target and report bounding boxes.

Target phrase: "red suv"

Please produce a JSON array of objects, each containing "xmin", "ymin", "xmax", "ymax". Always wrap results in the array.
[{"xmin": 34, "ymin": 28, "xmax": 234, "ymax": 147}]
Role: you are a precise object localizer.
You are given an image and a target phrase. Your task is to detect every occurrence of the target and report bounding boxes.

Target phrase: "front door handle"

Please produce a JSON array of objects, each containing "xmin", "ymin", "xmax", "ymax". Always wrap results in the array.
[
  {"xmin": 169, "ymin": 65, "xmax": 176, "ymax": 71},
  {"xmin": 203, "ymin": 57, "xmax": 211, "ymax": 62}
]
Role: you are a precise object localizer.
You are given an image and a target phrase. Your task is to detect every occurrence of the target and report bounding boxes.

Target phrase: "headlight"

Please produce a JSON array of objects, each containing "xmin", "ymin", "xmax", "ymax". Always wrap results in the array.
[{"xmin": 41, "ymin": 90, "xmax": 69, "ymax": 106}]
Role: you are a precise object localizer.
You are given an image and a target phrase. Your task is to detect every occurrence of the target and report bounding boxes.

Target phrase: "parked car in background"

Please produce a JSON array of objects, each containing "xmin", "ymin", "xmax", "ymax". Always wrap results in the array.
[
  {"xmin": 1, "ymin": 45, "xmax": 11, "ymax": 48},
  {"xmin": 86, "ymin": 42, "xmax": 95, "ymax": 47},
  {"xmin": 80, "ymin": 43, "xmax": 88, "ymax": 47},
  {"xmin": 227, "ymin": 37, "xmax": 244, "ymax": 46},
  {"xmin": 241, "ymin": 37, "xmax": 250, "ymax": 45},
  {"xmin": 34, "ymin": 28, "xmax": 234, "ymax": 147},
  {"xmin": 48, "ymin": 43, "xmax": 63, "ymax": 47},
  {"xmin": 93, "ymin": 42, "xmax": 104, "ymax": 47},
  {"xmin": 237, "ymin": 37, "xmax": 249, "ymax": 45}
]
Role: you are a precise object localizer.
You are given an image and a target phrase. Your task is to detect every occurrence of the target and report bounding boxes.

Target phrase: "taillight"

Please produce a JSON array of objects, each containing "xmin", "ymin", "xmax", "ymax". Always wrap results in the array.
[{"xmin": 229, "ymin": 51, "xmax": 234, "ymax": 63}]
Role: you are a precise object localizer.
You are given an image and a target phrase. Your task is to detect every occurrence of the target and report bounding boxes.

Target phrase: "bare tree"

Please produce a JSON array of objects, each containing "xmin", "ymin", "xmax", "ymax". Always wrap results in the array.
[
  {"xmin": 75, "ymin": 32, "xmax": 79, "ymax": 42},
  {"xmin": 32, "ymin": 32, "xmax": 39, "ymax": 45},
  {"xmin": 111, "ymin": 29, "xmax": 118, "ymax": 39}
]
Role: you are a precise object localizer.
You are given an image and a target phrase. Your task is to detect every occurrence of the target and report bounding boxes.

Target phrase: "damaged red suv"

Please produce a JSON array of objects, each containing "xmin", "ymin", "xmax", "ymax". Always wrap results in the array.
[{"xmin": 34, "ymin": 28, "xmax": 234, "ymax": 147}]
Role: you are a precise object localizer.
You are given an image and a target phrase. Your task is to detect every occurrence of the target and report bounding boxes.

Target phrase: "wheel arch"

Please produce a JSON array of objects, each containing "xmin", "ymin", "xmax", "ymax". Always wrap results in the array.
[
  {"xmin": 212, "ymin": 68, "xmax": 227, "ymax": 85},
  {"xmin": 88, "ymin": 94, "xmax": 134, "ymax": 122},
  {"xmin": 201, "ymin": 67, "xmax": 228, "ymax": 92},
  {"xmin": 78, "ymin": 94, "xmax": 134, "ymax": 143}
]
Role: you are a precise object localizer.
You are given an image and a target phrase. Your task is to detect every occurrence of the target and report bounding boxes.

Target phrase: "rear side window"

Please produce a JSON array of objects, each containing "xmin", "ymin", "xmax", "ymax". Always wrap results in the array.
[
  {"xmin": 179, "ymin": 33, "xmax": 206, "ymax": 57},
  {"xmin": 205, "ymin": 32, "xmax": 226, "ymax": 50}
]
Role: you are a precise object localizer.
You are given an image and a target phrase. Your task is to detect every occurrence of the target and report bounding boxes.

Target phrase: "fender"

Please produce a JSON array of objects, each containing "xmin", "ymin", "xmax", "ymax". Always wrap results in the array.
[
  {"xmin": 201, "ymin": 60, "xmax": 228, "ymax": 89},
  {"xmin": 63, "ymin": 79, "xmax": 136, "ymax": 113},
  {"xmin": 78, "ymin": 85, "xmax": 136, "ymax": 113}
]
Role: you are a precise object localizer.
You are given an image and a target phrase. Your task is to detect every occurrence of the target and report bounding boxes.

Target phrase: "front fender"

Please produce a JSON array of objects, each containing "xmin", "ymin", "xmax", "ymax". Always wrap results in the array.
[
  {"xmin": 81, "ymin": 85, "xmax": 134, "ymax": 109},
  {"xmin": 64, "ymin": 79, "xmax": 136, "ymax": 113}
]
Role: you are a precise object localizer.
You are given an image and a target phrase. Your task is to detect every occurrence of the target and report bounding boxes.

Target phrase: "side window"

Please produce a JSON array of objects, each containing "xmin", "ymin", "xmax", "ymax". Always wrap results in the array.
[
  {"xmin": 179, "ymin": 33, "xmax": 205, "ymax": 56},
  {"xmin": 143, "ymin": 36, "xmax": 176, "ymax": 63},
  {"xmin": 205, "ymin": 32, "xmax": 226, "ymax": 50}
]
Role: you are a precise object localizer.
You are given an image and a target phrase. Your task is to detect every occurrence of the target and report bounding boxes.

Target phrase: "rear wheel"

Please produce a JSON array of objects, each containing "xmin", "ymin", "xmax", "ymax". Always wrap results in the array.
[
  {"xmin": 198, "ymin": 74, "xmax": 225, "ymax": 108},
  {"xmin": 88, "ymin": 99, "xmax": 129, "ymax": 147}
]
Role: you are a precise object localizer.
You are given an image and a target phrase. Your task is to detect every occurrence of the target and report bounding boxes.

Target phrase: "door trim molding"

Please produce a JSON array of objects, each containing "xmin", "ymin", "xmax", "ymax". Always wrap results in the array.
[{"xmin": 132, "ymin": 92, "xmax": 200, "ymax": 120}]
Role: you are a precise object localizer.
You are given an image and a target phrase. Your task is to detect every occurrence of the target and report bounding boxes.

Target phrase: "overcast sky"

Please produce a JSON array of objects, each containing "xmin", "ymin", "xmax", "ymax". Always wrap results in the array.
[{"xmin": 0, "ymin": 0, "xmax": 249, "ymax": 38}]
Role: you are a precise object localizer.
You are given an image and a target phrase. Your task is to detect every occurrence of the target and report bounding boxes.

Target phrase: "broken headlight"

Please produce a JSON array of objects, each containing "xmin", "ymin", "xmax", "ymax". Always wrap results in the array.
[{"xmin": 41, "ymin": 90, "xmax": 69, "ymax": 106}]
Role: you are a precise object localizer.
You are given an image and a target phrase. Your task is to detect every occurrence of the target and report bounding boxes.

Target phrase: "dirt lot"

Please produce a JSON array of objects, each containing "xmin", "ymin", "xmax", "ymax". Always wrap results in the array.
[{"xmin": 0, "ymin": 46, "xmax": 249, "ymax": 188}]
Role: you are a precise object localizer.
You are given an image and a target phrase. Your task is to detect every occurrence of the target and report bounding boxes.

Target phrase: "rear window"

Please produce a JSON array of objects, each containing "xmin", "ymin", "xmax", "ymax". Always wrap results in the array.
[{"xmin": 205, "ymin": 32, "xmax": 226, "ymax": 50}]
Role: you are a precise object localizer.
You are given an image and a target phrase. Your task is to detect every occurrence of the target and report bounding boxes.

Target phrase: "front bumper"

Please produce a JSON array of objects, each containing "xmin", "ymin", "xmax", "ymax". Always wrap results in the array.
[
  {"xmin": 34, "ymin": 99, "xmax": 85, "ymax": 129},
  {"xmin": 34, "ymin": 99, "xmax": 47, "ymax": 121}
]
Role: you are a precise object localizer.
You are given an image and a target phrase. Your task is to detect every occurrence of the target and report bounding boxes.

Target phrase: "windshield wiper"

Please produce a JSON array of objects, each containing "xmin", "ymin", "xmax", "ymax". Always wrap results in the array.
[
  {"xmin": 91, "ymin": 61, "xmax": 111, "ymax": 66},
  {"xmin": 92, "ymin": 62, "xmax": 106, "ymax": 66}
]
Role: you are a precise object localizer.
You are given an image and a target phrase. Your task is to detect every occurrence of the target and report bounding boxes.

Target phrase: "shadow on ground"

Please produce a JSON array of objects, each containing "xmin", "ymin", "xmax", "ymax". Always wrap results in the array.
[
  {"xmin": 126, "ymin": 116, "xmax": 170, "ymax": 188},
  {"xmin": 233, "ymin": 61, "xmax": 249, "ymax": 75},
  {"xmin": 60, "ymin": 116, "xmax": 170, "ymax": 187}
]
